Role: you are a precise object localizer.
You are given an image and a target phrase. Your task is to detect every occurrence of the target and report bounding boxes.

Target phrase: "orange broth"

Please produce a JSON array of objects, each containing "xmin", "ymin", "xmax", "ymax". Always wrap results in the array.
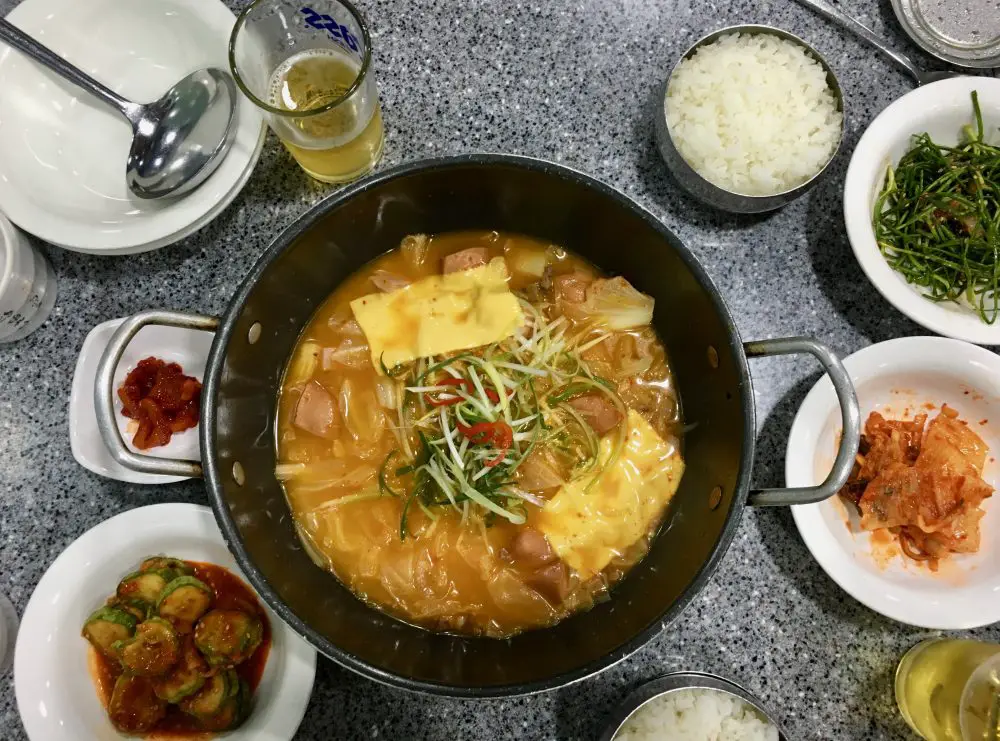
[{"xmin": 276, "ymin": 231, "xmax": 682, "ymax": 637}]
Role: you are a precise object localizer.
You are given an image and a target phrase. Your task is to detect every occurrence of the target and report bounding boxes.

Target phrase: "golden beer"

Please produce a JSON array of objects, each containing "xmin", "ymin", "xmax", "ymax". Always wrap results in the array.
[
  {"xmin": 229, "ymin": 0, "xmax": 384, "ymax": 184},
  {"xmin": 896, "ymin": 639, "xmax": 1000, "ymax": 740},
  {"xmin": 268, "ymin": 49, "xmax": 384, "ymax": 183}
]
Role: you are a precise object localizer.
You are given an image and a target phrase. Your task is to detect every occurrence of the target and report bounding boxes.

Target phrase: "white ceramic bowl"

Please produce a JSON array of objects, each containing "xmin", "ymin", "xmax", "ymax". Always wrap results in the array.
[
  {"xmin": 0, "ymin": 0, "xmax": 265, "ymax": 254},
  {"xmin": 69, "ymin": 318, "xmax": 212, "ymax": 484},
  {"xmin": 844, "ymin": 76, "xmax": 1000, "ymax": 345},
  {"xmin": 787, "ymin": 336, "xmax": 1000, "ymax": 629},
  {"xmin": 14, "ymin": 503, "xmax": 317, "ymax": 741}
]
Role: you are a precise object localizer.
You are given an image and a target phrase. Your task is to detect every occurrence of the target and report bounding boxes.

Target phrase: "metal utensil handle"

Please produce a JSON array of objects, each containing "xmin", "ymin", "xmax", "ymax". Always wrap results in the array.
[
  {"xmin": 94, "ymin": 310, "xmax": 218, "ymax": 478},
  {"xmin": 789, "ymin": 0, "xmax": 922, "ymax": 83},
  {"xmin": 744, "ymin": 337, "xmax": 861, "ymax": 507},
  {"xmin": 0, "ymin": 18, "xmax": 136, "ymax": 117}
]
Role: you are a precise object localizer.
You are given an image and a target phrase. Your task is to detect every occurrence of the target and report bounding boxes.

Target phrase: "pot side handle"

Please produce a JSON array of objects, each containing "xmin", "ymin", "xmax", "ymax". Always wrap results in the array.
[
  {"xmin": 94, "ymin": 310, "xmax": 219, "ymax": 478},
  {"xmin": 744, "ymin": 336, "xmax": 860, "ymax": 507}
]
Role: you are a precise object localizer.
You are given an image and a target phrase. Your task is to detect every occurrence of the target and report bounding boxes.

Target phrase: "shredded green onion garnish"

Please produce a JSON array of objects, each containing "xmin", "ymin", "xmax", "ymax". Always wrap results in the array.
[{"xmin": 369, "ymin": 287, "xmax": 633, "ymax": 539}]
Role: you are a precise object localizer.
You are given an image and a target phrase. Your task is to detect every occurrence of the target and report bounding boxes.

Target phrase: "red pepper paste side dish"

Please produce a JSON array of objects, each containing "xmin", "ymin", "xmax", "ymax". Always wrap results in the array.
[
  {"xmin": 118, "ymin": 357, "xmax": 202, "ymax": 449},
  {"xmin": 838, "ymin": 405, "xmax": 994, "ymax": 570}
]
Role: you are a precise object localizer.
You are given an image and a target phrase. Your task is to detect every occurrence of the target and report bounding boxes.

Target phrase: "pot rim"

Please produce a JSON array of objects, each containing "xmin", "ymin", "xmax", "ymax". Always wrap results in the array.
[{"xmin": 200, "ymin": 152, "xmax": 757, "ymax": 697}]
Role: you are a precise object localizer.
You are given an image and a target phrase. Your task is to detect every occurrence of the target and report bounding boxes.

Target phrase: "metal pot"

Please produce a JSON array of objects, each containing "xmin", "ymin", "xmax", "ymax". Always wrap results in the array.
[{"xmin": 95, "ymin": 155, "xmax": 859, "ymax": 696}]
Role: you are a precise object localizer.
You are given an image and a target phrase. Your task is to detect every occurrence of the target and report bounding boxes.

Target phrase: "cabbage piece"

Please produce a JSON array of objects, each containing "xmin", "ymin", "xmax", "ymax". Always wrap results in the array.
[
  {"xmin": 615, "ymin": 332, "xmax": 655, "ymax": 377},
  {"xmin": 338, "ymin": 378, "xmax": 386, "ymax": 444},
  {"xmin": 374, "ymin": 377, "xmax": 399, "ymax": 409},
  {"xmin": 326, "ymin": 309, "xmax": 365, "ymax": 336},
  {"xmin": 276, "ymin": 458, "xmax": 376, "ymax": 492},
  {"xmin": 503, "ymin": 243, "xmax": 549, "ymax": 278},
  {"xmin": 401, "ymin": 234, "xmax": 430, "ymax": 268},
  {"xmin": 322, "ymin": 338, "xmax": 371, "ymax": 370},
  {"xmin": 577, "ymin": 278, "xmax": 654, "ymax": 330},
  {"xmin": 516, "ymin": 449, "xmax": 566, "ymax": 492},
  {"xmin": 285, "ymin": 342, "xmax": 321, "ymax": 386},
  {"xmin": 485, "ymin": 568, "xmax": 556, "ymax": 619}
]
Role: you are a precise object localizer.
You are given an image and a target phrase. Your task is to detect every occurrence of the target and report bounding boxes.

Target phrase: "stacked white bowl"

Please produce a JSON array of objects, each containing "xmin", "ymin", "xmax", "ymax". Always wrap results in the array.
[{"xmin": 0, "ymin": 0, "xmax": 265, "ymax": 255}]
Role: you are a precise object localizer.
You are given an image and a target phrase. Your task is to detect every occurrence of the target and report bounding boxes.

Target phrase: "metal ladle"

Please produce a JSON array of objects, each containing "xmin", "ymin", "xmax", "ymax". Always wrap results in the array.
[
  {"xmin": 0, "ymin": 19, "xmax": 238, "ymax": 199},
  {"xmin": 790, "ymin": 0, "xmax": 962, "ymax": 85}
]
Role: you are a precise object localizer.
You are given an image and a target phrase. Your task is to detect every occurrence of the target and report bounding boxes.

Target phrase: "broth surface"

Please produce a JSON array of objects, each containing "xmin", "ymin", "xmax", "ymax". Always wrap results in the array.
[{"xmin": 276, "ymin": 231, "xmax": 683, "ymax": 637}]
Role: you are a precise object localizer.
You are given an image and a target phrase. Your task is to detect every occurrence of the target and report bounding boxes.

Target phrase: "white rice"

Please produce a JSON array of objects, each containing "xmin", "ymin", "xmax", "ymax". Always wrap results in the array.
[
  {"xmin": 665, "ymin": 32, "xmax": 842, "ymax": 197},
  {"xmin": 614, "ymin": 688, "xmax": 780, "ymax": 741}
]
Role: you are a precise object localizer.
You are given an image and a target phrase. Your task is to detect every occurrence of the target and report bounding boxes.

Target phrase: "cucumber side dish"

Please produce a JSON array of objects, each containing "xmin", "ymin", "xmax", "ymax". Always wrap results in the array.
[{"xmin": 81, "ymin": 555, "xmax": 269, "ymax": 736}]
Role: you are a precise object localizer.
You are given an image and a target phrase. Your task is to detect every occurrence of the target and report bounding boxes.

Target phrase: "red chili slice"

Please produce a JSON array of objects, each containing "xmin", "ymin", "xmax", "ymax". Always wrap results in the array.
[
  {"xmin": 457, "ymin": 421, "xmax": 513, "ymax": 467},
  {"xmin": 425, "ymin": 378, "xmax": 471, "ymax": 407},
  {"xmin": 485, "ymin": 423, "xmax": 513, "ymax": 467}
]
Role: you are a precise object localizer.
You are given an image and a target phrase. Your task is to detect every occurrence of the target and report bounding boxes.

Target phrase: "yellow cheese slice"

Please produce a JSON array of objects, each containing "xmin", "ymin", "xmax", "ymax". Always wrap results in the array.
[
  {"xmin": 350, "ymin": 257, "xmax": 524, "ymax": 372},
  {"xmin": 537, "ymin": 409, "xmax": 684, "ymax": 579}
]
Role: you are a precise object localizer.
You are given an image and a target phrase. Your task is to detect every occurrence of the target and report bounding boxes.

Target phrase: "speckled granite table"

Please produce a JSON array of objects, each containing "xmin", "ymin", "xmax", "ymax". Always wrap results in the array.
[{"xmin": 1, "ymin": 0, "xmax": 993, "ymax": 738}]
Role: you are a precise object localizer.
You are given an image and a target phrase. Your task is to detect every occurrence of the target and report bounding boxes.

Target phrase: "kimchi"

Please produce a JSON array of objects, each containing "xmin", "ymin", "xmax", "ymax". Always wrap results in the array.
[
  {"xmin": 838, "ymin": 406, "xmax": 993, "ymax": 569},
  {"xmin": 118, "ymin": 357, "xmax": 202, "ymax": 450}
]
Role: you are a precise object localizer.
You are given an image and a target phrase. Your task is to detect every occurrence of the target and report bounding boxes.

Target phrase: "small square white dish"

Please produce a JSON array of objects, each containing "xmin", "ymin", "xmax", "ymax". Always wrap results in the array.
[{"xmin": 69, "ymin": 317, "xmax": 213, "ymax": 484}]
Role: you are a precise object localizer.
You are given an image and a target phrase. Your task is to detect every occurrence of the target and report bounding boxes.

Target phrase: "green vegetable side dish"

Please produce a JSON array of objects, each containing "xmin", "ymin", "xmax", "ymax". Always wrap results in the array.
[
  {"xmin": 80, "ymin": 555, "xmax": 268, "ymax": 736},
  {"xmin": 874, "ymin": 91, "xmax": 1000, "ymax": 324}
]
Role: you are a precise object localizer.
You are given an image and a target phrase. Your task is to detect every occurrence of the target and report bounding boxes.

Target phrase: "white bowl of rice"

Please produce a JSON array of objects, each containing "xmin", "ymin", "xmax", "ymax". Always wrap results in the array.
[
  {"xmin": 655, "ymin": 25, "xmax": 844, "ymax": 213},
  {"xmin": 600, "ymin": 672, "xmax": 786, "ymax": 741}
]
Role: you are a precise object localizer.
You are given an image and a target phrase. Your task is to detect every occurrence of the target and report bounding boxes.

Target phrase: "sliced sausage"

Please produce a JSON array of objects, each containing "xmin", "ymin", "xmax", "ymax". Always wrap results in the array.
[
  {"xmin": 442, "ymin": 247, "xmax": 489, "ymax": 274},
  {"xmin": 508, "ymin": 528, "xmax": 572, "ymax": 604},
  {"xmin": 370, "ymin": 270, "xmax": 411, "ymax": 293},
  {"xmin": 508, "ymin": 528, "xmax": 557, "ymax": 570},
  {"xmin": 525, "ymin": 561, "xmax": 571, "ymax": 604},
  {"xmin": 568, "ymin": 393, "xmax": 622, "ymax": 436},
  {"xmin": 293, "ymin": 381, "xmax": 337, "ymax": 438},
  {"xmin": 553, "ymin": 271, "xmax": 592, "ymax": 303}
]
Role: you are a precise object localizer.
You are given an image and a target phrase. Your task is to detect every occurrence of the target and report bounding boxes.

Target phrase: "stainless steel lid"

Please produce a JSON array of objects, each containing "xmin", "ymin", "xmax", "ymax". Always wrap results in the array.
[{"xmin": 891, "ymin": 0, "xmax": 1000, "ymax": 68}]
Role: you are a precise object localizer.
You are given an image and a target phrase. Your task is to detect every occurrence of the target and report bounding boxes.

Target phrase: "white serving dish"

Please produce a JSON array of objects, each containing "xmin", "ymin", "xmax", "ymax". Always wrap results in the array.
[
  {"xmin": 69, "ymin": 317, "xmax": 212, "ymax": 484},
  {"xmin": 0, "ymin": 0, "xmax": 265, "ymax": 254},
  {"xmin": 844, "ymin": 76, "xmax": 1000, "ymax": 345},
  {"xmin": 787, "ymin": 336, "xmax": 1000, "ymax": 629},
  {"xmin": 14, "ymin": 503, "xmax": 317, "ymax": 741}
]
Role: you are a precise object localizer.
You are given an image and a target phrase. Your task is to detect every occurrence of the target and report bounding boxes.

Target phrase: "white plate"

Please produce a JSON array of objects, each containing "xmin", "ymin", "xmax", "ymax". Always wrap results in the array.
[
  {"xmin": 14, "ymin": 503, "xmax": 317, "ymax": 741},
  {"xmin": 69, "ymin": 318, "xmax": 212, "ymax": 484},
  {"xmin": 64, "ymin": 128, "xmax": 266, "ymax": 256},
  {"xmin": 787, "ymin": 336, "xmax": 1000, "ymax": 629},
  {"xmin": 844, "ymin": 76, "xmax": 1000, "ymax": 345},
  {"xmin": 0, "ymin": 0, "xmax": 265, "ymax": 254}
]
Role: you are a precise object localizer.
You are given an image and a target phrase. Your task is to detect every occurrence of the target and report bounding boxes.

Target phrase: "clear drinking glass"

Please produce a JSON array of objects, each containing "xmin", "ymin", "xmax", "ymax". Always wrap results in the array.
[
  {"xmin": 229, "ymin": 0, "xmax": 384, "ymax": 183},
  {"xmin": 896, "ymin": 638, "xmax": 1000, "ymax": 741}
]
